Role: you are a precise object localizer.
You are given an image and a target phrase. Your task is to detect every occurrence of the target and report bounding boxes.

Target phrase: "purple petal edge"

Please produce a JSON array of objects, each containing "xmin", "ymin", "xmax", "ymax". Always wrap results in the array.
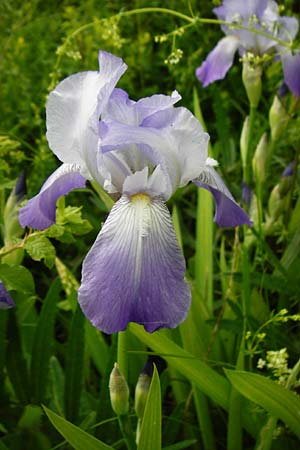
[
  {"xmin": 196, "ymin": 36, "xmax": 240, "ymax": 87},
  {"xmin": 195, "ymin": 182, "xmax": 253, "ymax": 227},
  {"xmin": 0, "ymin": 282, "xmax": 15, "ymax": 310},
  {"xmin": 19, "ymin": 164, "xmax": 86, "ymax": 230},
  {"xmin": 281, "ymin": 51, "xmax": 300, "ymax": 97}
]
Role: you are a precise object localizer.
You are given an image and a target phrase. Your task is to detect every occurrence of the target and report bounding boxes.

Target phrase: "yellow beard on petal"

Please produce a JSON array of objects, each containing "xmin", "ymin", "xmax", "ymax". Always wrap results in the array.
[{"xmin": 130, "ymin": 193, "xmax": 151, "ymax": 205}]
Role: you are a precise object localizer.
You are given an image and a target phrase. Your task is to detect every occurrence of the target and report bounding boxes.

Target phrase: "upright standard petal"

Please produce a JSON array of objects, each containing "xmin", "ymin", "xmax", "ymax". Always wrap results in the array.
[
  {"xmin": 78, "ymin": 194, "xmax": 191, "ymax": 334},
  {"xmin": 46, "ymin": 51, "xmax": 127, "ymax": 181},
  {"xmin": 281, "ymin": 51, "xmax": 300, "ymax": 97},
  {"xmin": 100, "ymin": 106, "xmax": 209, "ymax": 197},
  {"xmin": 19, "ymin": 163, "xmax": 86, "ymax": 230},
  {"xmin": 0, "ymin": 282, "xmax": 15, "ymax": 310},
  {"xmin": 196, "ymin": 36, "xmax": 240, "ymax": 87},
  {"xmin": 194, "ymin": 164, "xmax": 252, "ymax": 227}
]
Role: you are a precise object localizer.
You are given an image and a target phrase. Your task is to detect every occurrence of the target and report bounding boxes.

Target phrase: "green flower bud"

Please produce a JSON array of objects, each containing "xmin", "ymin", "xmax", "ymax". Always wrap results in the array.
[
  {"xmin": 109, "ymin": 363, "xmax": 129, "ymax": 416},
  {"xmin": 269, "ymin": 96, "xmax": 289, "ymax": 141},
  {"xmin": 252, "ymin": 133, "xmax": 268, "ymax": 184},
  {"xmin": 268, "ymin": 185, "xmax": 285, "ymax": 220},
  {"xmin": 240, "ymin": 116, "xmax": 250, "ymax": 170},
  {"xmin": 242, "ymin": 61, "xmax": 262, "ymax": 108},
  {"xmin": 134, "ymin": 372, "xmax": 151, "ymax": 420}
]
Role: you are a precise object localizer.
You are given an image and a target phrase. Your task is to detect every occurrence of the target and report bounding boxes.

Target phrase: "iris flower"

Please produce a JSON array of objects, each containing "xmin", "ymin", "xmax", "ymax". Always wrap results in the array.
[
  {"xmin": 196, "ymin": 0, "xmax": 300, "ymax": 97},
  {"xmin": 0, "ymin": 282, "xmax": 15, "ymax": 310},
  {"xmin": 19, "ymin": 51, "xmax": 251, "ymax": 334}
]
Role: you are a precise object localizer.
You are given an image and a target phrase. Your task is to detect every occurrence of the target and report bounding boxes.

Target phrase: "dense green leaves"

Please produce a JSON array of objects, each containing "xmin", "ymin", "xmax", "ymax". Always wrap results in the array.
[
  {"xmin": 225, "ymin": 370, "xmax": 300, "ymax": 438},
  {"xmin": 30, "ymin": 278, "xmax": 60, "ymax": 403}
]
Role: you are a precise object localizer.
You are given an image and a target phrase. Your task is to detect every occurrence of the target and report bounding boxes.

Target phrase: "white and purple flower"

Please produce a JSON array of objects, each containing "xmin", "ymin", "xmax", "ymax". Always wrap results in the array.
[
  {"xmin": 196, "ymin": 0, "xmax": 300, "ymax": 97},
  {"xmin": 0, "ymin": 282, "xmax": 15, "ymax": 310},
  {"xmin": 19, "ymin": 51, "xmax": 251, "ymax": 334}
]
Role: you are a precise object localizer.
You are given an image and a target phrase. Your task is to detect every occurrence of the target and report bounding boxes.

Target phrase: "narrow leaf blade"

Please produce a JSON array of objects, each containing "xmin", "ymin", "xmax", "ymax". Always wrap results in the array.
[
  {"xmin": 225, "ymin": 369, "xmax": 300, "ymax": 437},
  {"xmin": 43, "ymin": 406, "xmax": 114, "ymax": 450}
]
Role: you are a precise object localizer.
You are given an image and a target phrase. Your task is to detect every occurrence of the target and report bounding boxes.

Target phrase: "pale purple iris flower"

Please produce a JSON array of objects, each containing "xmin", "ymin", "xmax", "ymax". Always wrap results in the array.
[
  {"xmin": 196, "ymin": 0, "xmax": 300, "ymax": 97},
  {"xmin": 19, "ymin": 51, "xmax": 251, "ymax": 334},
  {"xmin": 0, "ymin": 282, "xmax": 15, "ymax": 310}
]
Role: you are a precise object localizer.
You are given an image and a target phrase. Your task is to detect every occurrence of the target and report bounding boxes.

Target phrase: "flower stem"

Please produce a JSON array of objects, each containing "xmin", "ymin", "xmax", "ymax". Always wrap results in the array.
[{"xmin": 118, "ymin": 414, "xmax": 136, "ymax": 450}]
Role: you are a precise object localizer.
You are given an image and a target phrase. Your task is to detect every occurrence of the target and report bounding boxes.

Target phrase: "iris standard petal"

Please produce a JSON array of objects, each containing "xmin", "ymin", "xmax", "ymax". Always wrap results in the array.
[
  {"xmin": 196, "ymin": 36, "xmax": 240, "ymax": 87},
  {"xmin": 193, "ymin": 165, "xmax": 252, "ymax": 227},
  {"xmin": 213, "ymin": 0, "xmax": 268, "ymax": 21},
  {"xmin": 78, "ymin": 194, "xmax": 191, "ymax": 334},
  {"xmin": 46, "ymin": 51, "xmax": 127, "ymax": 181},
  {"xmin": 281, "ymin": 51, "xmax": 300, "ymax": 97},
  {"xmin": 0, "ymin": 282, "xmax": 15, "ymax": 310},
  {"xmin": 19, "ymin": 163, "xmax": 86, "ymax": 230},
  {"xmin": 100, "ymin": 106, "xmax": 209, "ymax": 196}
]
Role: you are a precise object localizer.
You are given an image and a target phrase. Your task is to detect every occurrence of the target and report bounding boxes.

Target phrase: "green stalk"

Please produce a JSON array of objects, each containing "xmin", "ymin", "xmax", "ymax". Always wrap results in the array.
[
  {"xmin": 117, "ymin": 331, "xmax": 129, "ymax": 381},
  {"xmin": 118, "ymin": 415, "xmax": 136, "ymax": 450},
  {"xmin": 227, "ymin": 247, "xmax": 249, "ymax": 450},
  {"xmin": 244, "ymin": 106, "xmax": 257, "ymax": 186},
  {"xmin": 191, "ymin": 87, "xmax": 216, "ymax": 450},
  {"xmin": 193, "ymin": 87, "xmax": 213, "ymax": 313}
]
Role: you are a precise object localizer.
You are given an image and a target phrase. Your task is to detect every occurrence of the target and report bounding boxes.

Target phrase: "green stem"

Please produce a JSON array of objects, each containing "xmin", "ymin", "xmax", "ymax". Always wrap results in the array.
[
  {"xmin": 244, "ymin": 106, "xmax": 257, "ymax": 186},
  {"xmin": 117, "ymin": 331, "xmax": 128, "ymax": 381},
  {"xmin": 118, "ymin": 414, "xmax": 136, "ymax": 450}
]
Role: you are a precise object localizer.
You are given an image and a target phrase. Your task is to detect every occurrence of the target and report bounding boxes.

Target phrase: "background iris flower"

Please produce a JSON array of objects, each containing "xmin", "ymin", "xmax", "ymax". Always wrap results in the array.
[
  {"xmin": 19, "ymin": 51, "xmax": 251, "ymax": 334},
  {"xmin": 196, "ymin": 0, "xmax": 300, "ymax": 97},
  {"xmin": 0, "ymin": 282, "xmax": 15, "ymax": 310}
]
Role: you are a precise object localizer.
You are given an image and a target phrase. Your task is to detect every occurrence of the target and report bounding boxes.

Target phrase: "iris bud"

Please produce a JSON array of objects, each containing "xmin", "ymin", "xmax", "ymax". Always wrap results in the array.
[
  {"xmin": 242, "ymin": 61, "xmax": 262, "ymax": 108},
  {"xmin": 109, "ymin": 363, "xmax": 129, "ymax": 416},
  {"xmin": 269, "ymin": 96, "xmax": 289, "ymax": 141},
  {"xmin": 240, "ymin": 116, "xmax": 250, "ymax": 171},
  {"xmin": 134, "ymin": 371, "xmax": 151, "ymax": 420},
  {"xmin": 252, "ymin": 133, "xmax": 268, "ymax": 184},
  {"xmin": 268, "ymin": 185, "xmax": 285, "ymax": 220}
]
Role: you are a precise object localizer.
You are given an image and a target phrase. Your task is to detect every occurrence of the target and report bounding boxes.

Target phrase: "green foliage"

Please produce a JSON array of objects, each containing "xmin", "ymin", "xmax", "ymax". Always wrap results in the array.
[{"xmin": 43, "ymin": 406, "xmax": 114, "ymax": 450}]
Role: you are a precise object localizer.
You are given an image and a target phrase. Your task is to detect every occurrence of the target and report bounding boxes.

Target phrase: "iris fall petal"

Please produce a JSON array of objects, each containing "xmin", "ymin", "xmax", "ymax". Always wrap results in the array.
[
  {"xmin": 19, "ymin": 163, "xmax": 86, "ymax": 230},
  {"xmin": 78, "ymin": 194, "xmax": 191, "ymax": 334}
]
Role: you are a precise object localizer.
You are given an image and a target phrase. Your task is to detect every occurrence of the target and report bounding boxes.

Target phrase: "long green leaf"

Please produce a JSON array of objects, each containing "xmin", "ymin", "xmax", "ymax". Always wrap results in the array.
[
  {"xmin": 6, "ymin": 310, "xmax": 30, "ymax": 403},
  {"xmin": 65, "ymin": 304, "xmax": 85, "ymax": 423},
  {"xmin": 30, "ymin": 278, "xmax": 60, "ymax": 403},
  {"xmin": 43, "ymin": 406, "xmax": 114, "ymax": 450},
  {"xmin": 138, "ymin": 365, "xmax": 161, "ymax": 450},
  {"xmin": 225, "ymin": 369, "xmax": 300, "ymax": 438},
  {"xmin": 193, "ymin": 87, "xmax": 213, "ymax": 312}
]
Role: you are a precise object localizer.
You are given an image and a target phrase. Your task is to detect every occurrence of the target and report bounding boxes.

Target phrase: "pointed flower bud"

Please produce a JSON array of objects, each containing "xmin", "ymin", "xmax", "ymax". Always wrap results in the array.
[
  {"xmin": 278, "ymin": 161, "xmax": 294, "ymax": 196},
  {"xmin": 240, "ymin": 116, "xmax": 250, "ymax": 170},
  {"xmin": 269, "ymin": 96, "xmax": 289, "ymax": 141},
  {"xmin": 242, "ymin": 61, "xmax": 262, "ymax": 108},
  {"xmin": 134, "ymin": 373, "xmax": 151, "ymax": 420},
  {"xmin": 109, "ymin": 363, "xmax": 129, "ymax": 416},
  {"xmin": 268, "ymin": 185, "xmax": 285, "ymax": 220},
  {"xmin": 252, "ymin": 133, "xmax": 268, "ymax": 184}
]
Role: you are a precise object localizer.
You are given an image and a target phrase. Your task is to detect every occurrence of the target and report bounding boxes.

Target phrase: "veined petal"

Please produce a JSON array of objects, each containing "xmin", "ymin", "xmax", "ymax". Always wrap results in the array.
[
  {"xmin": 193, "ymin": 165, "xmax": 252, "ymax": 227},
  {"xmin": 214, "ymin": 0, "xmax": 268, "ymax": 21},
  {"xmin": 19, "ymin": 163, "xmax": 86, "ymax": 230},
  {"xmin": 78, "ymin": 194, "xmax": 191, "ymax": 334},
  {"xmin": 196, "ymin": 36, "xmax": 240, "ymax": 87},
  {"xmin": 281, "ymin": 51, "xmax": 300, "ymax": 97},
  {"xmin": 0, "ymin": 282, "xmax": 15, "ymax": 310},
  {"xmin": 100, "ymin": 106, "xmax": 209, "ymax": 197},
  {"xmin": 46, "ymin": 51, "xmax": 127, "ymax": 181},
  {"xmin": 103, "ymin": 88, "xmax": 181, "ymax": 126}
]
